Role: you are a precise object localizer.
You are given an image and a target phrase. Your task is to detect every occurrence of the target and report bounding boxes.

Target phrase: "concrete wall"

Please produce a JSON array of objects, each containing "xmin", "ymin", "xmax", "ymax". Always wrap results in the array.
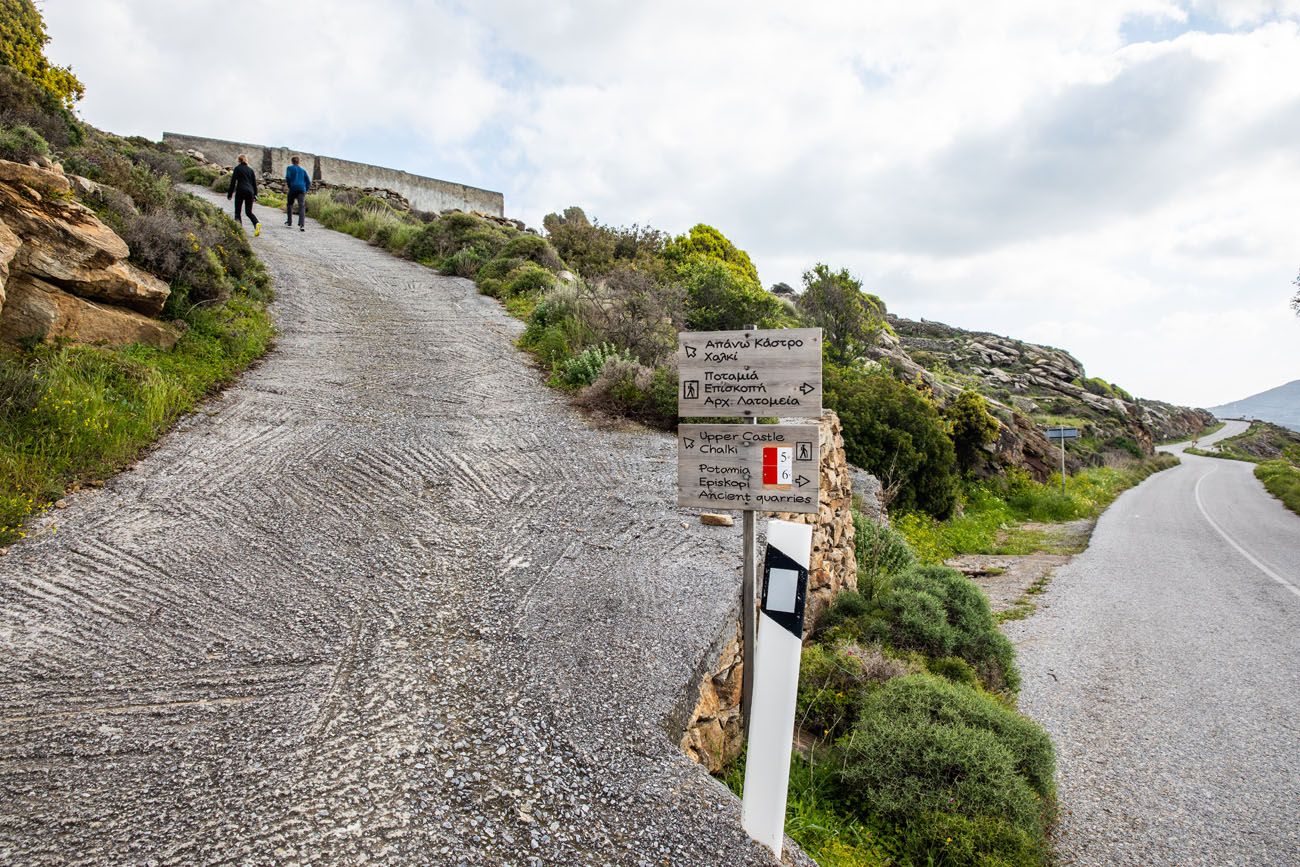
[
  {"xmin": 162, "ymin": 132, "xmax": 504, "ymax": 216},
  {"xmin": 163, "ymin": 132, "xmax": 265, "ymax": 173}
]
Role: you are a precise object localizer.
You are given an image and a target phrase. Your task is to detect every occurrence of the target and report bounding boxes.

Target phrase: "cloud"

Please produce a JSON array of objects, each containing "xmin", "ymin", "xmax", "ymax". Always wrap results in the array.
[{"xmin": 41, "ymin": 0, "xmax": 1300, "ymax": 406}]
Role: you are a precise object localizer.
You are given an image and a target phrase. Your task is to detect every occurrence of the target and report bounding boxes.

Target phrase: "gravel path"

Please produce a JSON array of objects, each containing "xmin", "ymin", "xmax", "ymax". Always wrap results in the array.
[
  {"xmin": 0, "ymin": 189, "xmax": 794, "ymax": 865},
  {"xmin": 1007, "ymin": 420, "xmax": 1300, "ymax": 865}
]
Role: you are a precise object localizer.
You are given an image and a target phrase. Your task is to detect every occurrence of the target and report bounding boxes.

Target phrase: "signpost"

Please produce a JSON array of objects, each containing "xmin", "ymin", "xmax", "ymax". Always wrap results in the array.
[
  {"xmin": 675, "ymin": 325, "xmax": 823, "ymax": 846},
  {"xmin": 1045, "ymin": 425, "xmax": 1079, "ymax": 494},
  {"xmin": 677, "ymin": 424, "xmax": 820, "ymax": 514},
  {"xmin": 678, "ymin": 328, "xmax": 822, "ymax": 418}
]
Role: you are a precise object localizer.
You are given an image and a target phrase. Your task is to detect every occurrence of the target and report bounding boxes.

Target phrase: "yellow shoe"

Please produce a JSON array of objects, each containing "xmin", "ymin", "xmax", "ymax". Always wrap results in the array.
[{"xmin": 254, "ymin": 223, "xmax": 261, "ymax": 237}]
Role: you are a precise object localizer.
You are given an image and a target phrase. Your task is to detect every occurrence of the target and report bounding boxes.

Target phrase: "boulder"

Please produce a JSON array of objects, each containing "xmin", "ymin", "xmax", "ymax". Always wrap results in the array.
[
  {"xmin": 0, "ymin": 219, "xmax": 19, "ymax": 308},
  {"xmin": 0, "ymin": 159, "xmax": 72, "ymax": 196},
  {"xmin": 0, "ymin": 273, "xmax": 178, "ymax": 350},
  {"xmin": 0, "ymin": 165, "xmax": 170, "ymax": 315}
]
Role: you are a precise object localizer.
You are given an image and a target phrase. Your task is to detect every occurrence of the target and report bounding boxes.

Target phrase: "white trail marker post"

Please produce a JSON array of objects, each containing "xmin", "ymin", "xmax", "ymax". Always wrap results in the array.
[{"xmin": 740, "ymin": 518, "xmax": 813, "ymax": 857}]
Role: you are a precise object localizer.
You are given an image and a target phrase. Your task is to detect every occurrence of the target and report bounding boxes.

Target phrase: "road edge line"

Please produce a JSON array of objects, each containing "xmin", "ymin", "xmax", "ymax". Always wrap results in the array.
[{"xmin": 1193, "ymin": 467, "xmax": 1300, "ymax": 599}]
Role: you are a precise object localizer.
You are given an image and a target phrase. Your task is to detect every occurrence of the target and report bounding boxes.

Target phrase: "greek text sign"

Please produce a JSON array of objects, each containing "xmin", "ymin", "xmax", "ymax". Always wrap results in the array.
[
  {"xmin": 678, "ymin": 328, "xmax": 822, "ymax": 418},
  {"xmin": 678, "ymin": 424, "xmax": 821, "ymax": 514}
]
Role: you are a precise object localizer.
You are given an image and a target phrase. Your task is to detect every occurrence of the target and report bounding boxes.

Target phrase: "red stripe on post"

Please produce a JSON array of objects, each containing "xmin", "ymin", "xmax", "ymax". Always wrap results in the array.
[{"xmin": 762, "ymin": 446, "xmax": 778, "ymax": 485}]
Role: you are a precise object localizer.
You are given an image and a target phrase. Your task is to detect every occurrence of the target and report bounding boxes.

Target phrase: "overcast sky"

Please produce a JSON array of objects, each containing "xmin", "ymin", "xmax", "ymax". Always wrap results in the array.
[{"xmin": 43, "ymin": 0, "xmax": 1300, "ymax": 407}]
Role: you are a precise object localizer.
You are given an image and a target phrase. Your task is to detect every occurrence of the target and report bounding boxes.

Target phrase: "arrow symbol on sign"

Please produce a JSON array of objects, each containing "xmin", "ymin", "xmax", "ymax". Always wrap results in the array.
[
  {"xmin": 795, "ymin": 475, "xmax": 811, "ymax": 488},
  {"xmin": 684, "ymin": 345, "xmax": 697, "ymax": 358},
  {"xmin": 799, "ymin": 382, "xmax": 816, "ymax": 395},
  {"xmin": 683, "ymin": 437, "xmax": 695, "ymax": 449}
]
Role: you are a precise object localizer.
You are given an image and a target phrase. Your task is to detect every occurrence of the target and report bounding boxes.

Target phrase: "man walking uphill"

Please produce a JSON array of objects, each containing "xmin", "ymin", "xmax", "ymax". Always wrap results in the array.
[
  {"xmin": 227, "ymin": 154, "xmax": 260, "ymax": 236},
  {"xmin": 285, "ymin": 156, "xmax": 310, "ymax": 231}
]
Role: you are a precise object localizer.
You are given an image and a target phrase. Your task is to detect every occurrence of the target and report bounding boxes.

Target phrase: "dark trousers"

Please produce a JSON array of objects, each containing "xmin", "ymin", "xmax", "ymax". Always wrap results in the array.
[
  {"xmin": 234, "ymin": 191, "xmax": 258, "ymax": 225},
  {"xmin": 286, "ymin": 189, "xmax": 307, "ymax": 226}
]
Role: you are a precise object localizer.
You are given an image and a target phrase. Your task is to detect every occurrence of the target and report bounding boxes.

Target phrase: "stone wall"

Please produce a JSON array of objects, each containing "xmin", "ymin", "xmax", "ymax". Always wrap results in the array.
[
  {"xmin": 162, "ymin": 132, "xmax": 505, "ymax": 217},
  {"xmin": 680, "ymin": 410, "xmax": 860, "ymax": 773}
]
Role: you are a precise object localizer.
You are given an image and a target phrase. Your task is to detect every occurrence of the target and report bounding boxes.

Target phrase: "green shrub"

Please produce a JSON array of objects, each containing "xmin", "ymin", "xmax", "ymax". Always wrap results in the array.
[
  {"xmin": 560, "ymin": 342, "xmax": 632, "ymax": 389},
  {"xmin": 519, "ymin": 287, "xmax": 597, "ymax": 372},
  {"xmin": 574, "ymin": 358, "xmax": 677, "ymax": 429},
  {"xmin": 542, "ymin": 206, "xmax": 667, "ymax": 278},
  {"xmin": 1256, "ymin": 460, "xmax": 1300, "ymax": 516},
  {"xmin": 440, "ymin": 246, "xmax": 491, "ymax": 278},
  {"xmin": 209, "ymin": 172, "xmax": 231, "ymax": 193},
  {"xmin": 182, "ymin": 164, "xmax": 221, "ymax": 186},
  {"xmin": 945, "ymin": 390, "xmax": 1000, "ymax": 475},
  {"xmin": 798, "ymin": 643, "xmax": 914, "ymax": 742},
  {"xmin": 825, "ymin": 363, "xmax": 959, "ymax": 518},
  {"xmin": 481, "ymin": 261, "xmax": 553, "ymax": 299},
  {"xmin": 0, "ymin": 357, "xmax": 43, "ymax": 419},
  {"xmin": 836, "ymin": 675, "xmax": 1054, "ymax": 866},
  {"xmin": 677, "ymin": 255, "xmax": 785, "ymax": 331},
  {"xmin": 890, "ymin": 566, "xmax": 1019, "ymax": 694},
  {"xmin": 663, "ymin": 223, "xmax": 760, "ymax": 286},
  {"xmin": 0, "ymin": 0, "xmax": 84, "ymax": 107},
  {"xmin": 853, "ymin": 513, "xmax": 915, "ymax": 603},
  {"xmin": 798, "ymin": 264, "xmax": 885, "ymax": 364},
  {"xmin": 578, "ymin": 267, "xmax": 684, "ymax": 366},
  {"xmin": 0, "ymin": 66, "xmax": 81, "ymax": 148},
  {"xmin": 0, "ymin": 121, "xmax": 47, "ymax": 162},
  {"xmin": 500, "ymin": 232, "xmax": 565, "ymax": 272}
]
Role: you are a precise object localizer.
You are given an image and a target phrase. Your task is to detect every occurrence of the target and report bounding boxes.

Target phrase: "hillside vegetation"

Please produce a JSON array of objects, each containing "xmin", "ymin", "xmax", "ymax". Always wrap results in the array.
[{"xmin": 0, "ymin": 5, "xmax": 272, "ymax": 543}]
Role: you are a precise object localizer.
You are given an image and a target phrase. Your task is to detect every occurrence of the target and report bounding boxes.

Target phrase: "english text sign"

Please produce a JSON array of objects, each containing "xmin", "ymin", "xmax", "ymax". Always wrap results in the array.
[
  {"xmin": 677, "ymin": 328, "xmax": 822, "ymax": 418},
  {"xmin": 678, "ymin": 424, "xmax": 821, "ymax": 514}
]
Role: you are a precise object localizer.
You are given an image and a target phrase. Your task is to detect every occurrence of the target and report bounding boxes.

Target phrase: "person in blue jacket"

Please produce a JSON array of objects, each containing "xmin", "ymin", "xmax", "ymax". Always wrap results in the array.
[{"xmin": 284, "ymin": 155, "xmax": 311, "ymax": 231}]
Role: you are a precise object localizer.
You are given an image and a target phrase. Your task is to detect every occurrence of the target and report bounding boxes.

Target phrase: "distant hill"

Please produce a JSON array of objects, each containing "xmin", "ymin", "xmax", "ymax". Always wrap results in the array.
[{"xmin": 1210, "ymin": 380, "xmax": 1300, "ymax": 432}]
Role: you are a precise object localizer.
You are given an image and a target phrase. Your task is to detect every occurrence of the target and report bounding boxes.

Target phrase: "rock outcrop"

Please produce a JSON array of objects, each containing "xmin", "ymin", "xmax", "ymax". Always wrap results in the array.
[
  {"xmin": 0, "ymin": 159, "xmax": 176, "ymax": 349},
  {"xmin": 872, "ymin": 313, "xmax": 1215, "ymax": 475},
  {"xmin": 680, "ymin": 410, "xmax": 861, "ymax": 773}
]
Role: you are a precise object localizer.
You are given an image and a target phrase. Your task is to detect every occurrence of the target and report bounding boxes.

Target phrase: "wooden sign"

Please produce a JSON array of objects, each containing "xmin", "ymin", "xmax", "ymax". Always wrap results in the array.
[
  {"xmin": 678, "ymin": 424, "xmax": 820, "ymax": 514},
  {"xmin": 678, "ymin": 328, "xmax": 822, "ymax": 418}
]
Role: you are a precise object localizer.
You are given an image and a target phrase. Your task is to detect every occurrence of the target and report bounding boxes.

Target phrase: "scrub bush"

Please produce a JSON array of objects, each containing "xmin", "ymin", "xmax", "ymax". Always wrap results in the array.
[
  {"xmin": 853, "ymin": 513, "xmax": 916, "ymax": 603},
  {"xmin": 0, "ymin": 121, "xmax": 46, "ymax": 162},
  {"xmin": 836, "ymin": 675, "xmax": 1054, "ymax": 866},
  {"xmin": 825, "ymin": 363, "xmax": 959, "ymax": 518},
  {"xmin": 560, "ymin": 343, "xmax": 633, "ymax": 389}
]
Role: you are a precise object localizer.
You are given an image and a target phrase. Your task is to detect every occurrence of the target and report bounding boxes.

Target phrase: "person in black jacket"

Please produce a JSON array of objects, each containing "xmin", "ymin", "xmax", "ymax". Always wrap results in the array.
[{"xmin": 227, "ymin": 154, "xmax": 261, "ymax": 236}]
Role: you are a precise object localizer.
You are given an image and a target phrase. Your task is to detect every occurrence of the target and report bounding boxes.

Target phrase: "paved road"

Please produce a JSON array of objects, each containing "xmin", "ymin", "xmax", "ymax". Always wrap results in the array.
[
  {"xmin": 0, "ymin": 190, "xmax": 791, "ymax": 865},
  {"xmin": 1009, "ymin": 419, "xmax": 1300, "ymax": 865}
]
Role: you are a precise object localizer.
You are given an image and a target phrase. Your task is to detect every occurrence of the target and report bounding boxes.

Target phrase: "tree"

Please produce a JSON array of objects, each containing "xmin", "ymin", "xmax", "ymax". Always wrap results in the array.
[
  {"xmin": 1292, "ymin": 269, "xmax": 1299, "ymax": 316},
  {"xmin": 824, "ymin": 363, "xmax": 959, "ymax": 518},
  {"xmin": 945, "ymin": 390, "xmax": 1000, "ymax": 475},
  {"xmin": 677, "ymin": 256, "xmax": 784, "ymax": 331},
  {"xmin": 662, "ymin": 223, "xmax": 761, "ymax": 287},
  {"xmin": 797, "ymin": 263, "xmax": 885, "ymax": 364},
  {"xmin": 0, "ymin": 0, "xmax": 84, "ymax": 107}
]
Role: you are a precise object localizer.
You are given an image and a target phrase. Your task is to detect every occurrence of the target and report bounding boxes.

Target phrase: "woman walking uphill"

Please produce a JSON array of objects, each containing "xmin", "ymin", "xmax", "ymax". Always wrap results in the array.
[{"xmin": 227, "ymin": 154, "xmax": 261, "ymax": 236}]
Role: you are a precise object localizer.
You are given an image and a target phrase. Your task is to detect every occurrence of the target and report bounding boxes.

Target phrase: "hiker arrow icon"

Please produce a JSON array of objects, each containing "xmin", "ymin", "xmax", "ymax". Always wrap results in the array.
[
  {"xmin": 799, "ymin": 382, "xmax": 816, "ymax": 396},
  {"xmin": 684, "ymin": 345, "xmax": 697, "ymax": 358},
  {"xmin": 683, "ymin": 437, "xmax": 695, "ymax": 449}
]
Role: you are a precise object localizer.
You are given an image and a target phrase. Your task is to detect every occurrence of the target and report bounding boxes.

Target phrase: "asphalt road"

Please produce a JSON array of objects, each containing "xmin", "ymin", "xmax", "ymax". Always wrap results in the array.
[
  {"xmin": 1008, "ymin": 419, "xmax": 1300, "ymax": 865},
  {"xmin": 0, "ymin": 189, "xmax": 798, "ymax": 865}
]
